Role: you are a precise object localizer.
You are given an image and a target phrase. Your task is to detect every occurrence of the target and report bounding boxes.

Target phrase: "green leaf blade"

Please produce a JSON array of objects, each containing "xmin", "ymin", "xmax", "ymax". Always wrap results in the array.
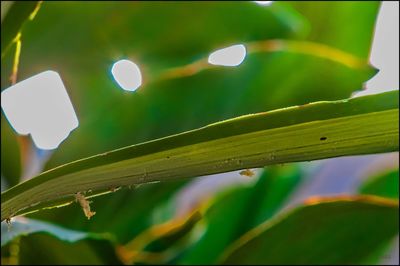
[
  {"xmin": 359, "ymin": 169, "xmax": 400, "ymax": 199},
  {"xmin": 220, "ymin": 197, "xmax": 399, "ymax": 265},
  {"xmin": 1, "ymin": 91, "xmax": 398, "ymax": 221}
]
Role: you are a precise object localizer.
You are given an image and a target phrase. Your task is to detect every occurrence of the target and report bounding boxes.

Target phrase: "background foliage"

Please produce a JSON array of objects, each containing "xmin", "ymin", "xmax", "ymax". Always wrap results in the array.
[{"xmin": 1, "ymin": 1, "xmax": 398, "ymax": 265}]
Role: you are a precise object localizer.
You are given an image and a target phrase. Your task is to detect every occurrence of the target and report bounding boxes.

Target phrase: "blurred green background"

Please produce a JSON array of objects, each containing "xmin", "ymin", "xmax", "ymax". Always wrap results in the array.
[{"xmin": 1, "ymin": 1, "xmax": 398, "ymax": 265}]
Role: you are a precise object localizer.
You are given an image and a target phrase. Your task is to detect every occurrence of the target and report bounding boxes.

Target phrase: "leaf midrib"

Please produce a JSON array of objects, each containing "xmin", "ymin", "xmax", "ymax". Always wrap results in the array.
[
  {"xmin": 1, "ymin": 106, "xmax": 398, "ymax": 220},
  {"xmin": 2, "ymin": 91, "xmax": 398, "ymax": 199}
]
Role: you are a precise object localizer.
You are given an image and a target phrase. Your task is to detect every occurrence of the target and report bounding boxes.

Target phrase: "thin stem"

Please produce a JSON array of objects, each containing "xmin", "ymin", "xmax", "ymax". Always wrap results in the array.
[
  {"xmin": 8, "ymin": 34, "xmax": 34, "ymax": 181},
  {"xmin": 9, "ymin": 33, "xmax": 22, "ymax": 85}
]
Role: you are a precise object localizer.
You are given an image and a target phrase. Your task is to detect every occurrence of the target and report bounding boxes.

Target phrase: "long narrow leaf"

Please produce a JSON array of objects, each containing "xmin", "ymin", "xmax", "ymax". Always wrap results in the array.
[{"xmin": 1, "ymin": 91, "xmax": 398, "ymax": 221}]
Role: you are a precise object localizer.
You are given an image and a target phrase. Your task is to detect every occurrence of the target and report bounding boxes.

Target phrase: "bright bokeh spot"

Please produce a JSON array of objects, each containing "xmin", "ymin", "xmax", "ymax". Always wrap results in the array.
[
  {"xmin": 1, "ymin": 71, "xmax": 79, "ymax": 150},
  {"xmin": 254, "ymin": 1, "xmax": 273, "ymax": 6},
  {"xmin": 352, "ymin": 1, "xmax": 399, "ymax": 98},
  {"xmin": 111, "ymin": 59, "xmax": 142, "ymax": 91},
  {"xmin": 208, "ymin": 44, "xmax": 247, "ymax": 67}
]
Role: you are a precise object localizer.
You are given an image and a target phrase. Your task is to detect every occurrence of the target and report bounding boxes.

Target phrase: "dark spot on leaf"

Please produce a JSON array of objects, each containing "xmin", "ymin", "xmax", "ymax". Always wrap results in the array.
[{"xmin": 320, "ymin": 137, "xmax": 327, "ymax": 141}]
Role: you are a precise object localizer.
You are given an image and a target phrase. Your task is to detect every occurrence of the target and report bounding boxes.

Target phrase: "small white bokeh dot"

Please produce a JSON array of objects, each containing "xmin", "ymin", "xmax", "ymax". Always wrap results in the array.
[
  {"xmin": 111, "ymin": 59, "xmax": 142, "ymax": 92},
  {"xmin": 208, "ymin": 44, "xmax": 247, "ymax": 67}
]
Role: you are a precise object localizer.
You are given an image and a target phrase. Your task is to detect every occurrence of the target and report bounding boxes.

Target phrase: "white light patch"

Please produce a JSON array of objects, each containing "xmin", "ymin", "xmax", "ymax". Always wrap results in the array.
[
  {"xmin": 254, "ymin": 1, "xmax": 273, "ymax": 6},
  {"xmin": 352, "ymin": 2, "xmax": 399, "ymax": 98},
  {"xmin": 111, "ymin": 59, "xmax": 142, "ymax": 91},
  {"xmin": 208, "ymin": 44, "xmax": 247, "ymax": 67},
  {"xmin": 1, "ymin": 71, "xmax": 79, "ymax": 150}
]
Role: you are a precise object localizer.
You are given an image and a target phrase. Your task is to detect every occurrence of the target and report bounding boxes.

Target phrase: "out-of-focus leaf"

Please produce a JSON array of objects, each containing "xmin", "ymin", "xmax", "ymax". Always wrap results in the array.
[
  {"xmin": 175, "ymin": 165, "xmax": 302, "ymax": 264},
  {"xmin": 1, "ymin": 114, "xmax": 21, "ymax": 188},
  {"xmin": 15, "ymin": 234, "xmax": 121, "ymax": 265},
  {"xmin": 359, "ymin": 169, "xmax": 399, "ymax": 199},
  {"xmin": 1, "ymin": 1, "xmax": 41, "ymax": 58},
  {"xmin": 288, "ymin": 1, "xmax": 380, "ymax": 58},
  {"xmin": 45, "ymin": 43, "xmax": 376, "ymax": 169},
  {"xmin": 0, "ymin": 2, "xmax": 378, "ymax": 170},
  {"xmin": 27, "ymin": 179, "xmax": 189, "ymax": 244},
  {"xmin": 116, "ymin": 210, "xmax": 203, "ymax": 265},
  {"xmin": 1, "ymin": 217, "xmax": 110, "ymax": 246},
  {"xmin": 11, "ymin": 1, "xmax": 306, "ymax": 74},
  {"xmin": 220, "ymin": 196, "xmax": 399, "ymax": 265},
  {"xmin": 1, "ymin": 91, "xmax": 399, "ymax": 221},
  {"xmin": 1, "ymin": 217, "xmax": 121, "ymax": 264},
  {"xmin": 1, "ymin": 2, "xmax": 14, "ymax": 22}
]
